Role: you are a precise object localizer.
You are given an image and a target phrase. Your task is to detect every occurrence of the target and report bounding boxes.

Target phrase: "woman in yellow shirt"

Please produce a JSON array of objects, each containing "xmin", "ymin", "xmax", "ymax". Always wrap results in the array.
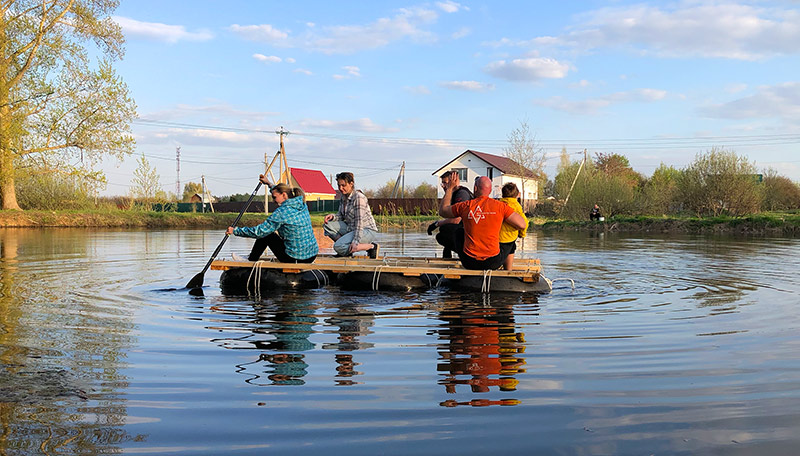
[{"xmin": 498, "ymin": 182, "xmax": 528, "ymax": 270}]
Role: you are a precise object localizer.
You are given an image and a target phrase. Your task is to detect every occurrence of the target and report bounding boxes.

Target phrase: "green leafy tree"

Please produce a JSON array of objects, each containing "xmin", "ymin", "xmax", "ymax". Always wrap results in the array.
[
  {"xmin": 130, "ymin": 154, "xmax": 165, "ymax": 203},
  {"xmin": 639, "ymin": 163, "xmax": 681, "ymax": 215},
  {"xmin": 412, "ymin": 182, "xmax": 437, "ymax": 198},
  {"xmin": 0, "ymin": 0, "xmax": 137, "ymax": 210},
  {"xmin": 182, "ymin": 182, "xmax": 203, "ymax": 202},
  {"xmin": 678, "ymin": 148, "xmax": 762, "ymax": 216}
]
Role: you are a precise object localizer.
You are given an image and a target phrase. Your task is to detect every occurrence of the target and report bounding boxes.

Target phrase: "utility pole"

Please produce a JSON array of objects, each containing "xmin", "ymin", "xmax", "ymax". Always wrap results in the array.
[
  {"xmin": 201, "ymin": 174, "xmax": 206, "ymax": 213},
  {"xmin": 175, "ymin": 146, "xmax": 181, "ymax": 200}
]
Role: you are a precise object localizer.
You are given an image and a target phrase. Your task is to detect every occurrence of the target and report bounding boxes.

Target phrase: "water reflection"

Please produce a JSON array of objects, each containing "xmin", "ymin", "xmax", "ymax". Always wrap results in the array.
[
  {"xmin": 434, "ymin": 296, "xmax": 532, "ymax": 407},
  {"xmin": 0, "ymin": 228, "xmax": 142, "ymax": 454}
]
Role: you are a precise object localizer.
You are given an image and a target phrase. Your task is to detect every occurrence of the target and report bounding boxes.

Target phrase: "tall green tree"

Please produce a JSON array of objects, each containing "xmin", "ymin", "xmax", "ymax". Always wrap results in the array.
[{"xmin": 0, "ymin": 0, "xmax": 136, "ymax": 210}]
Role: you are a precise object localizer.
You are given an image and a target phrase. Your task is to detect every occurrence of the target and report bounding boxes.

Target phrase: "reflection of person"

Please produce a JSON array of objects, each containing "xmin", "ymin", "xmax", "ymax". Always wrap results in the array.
[
  {"xmin": 227, "ymin": 176, "xmax": 318, "ymax": 263},
  {"xmin": 437, "ymin": 301, "xmax": 526, "ymax": 397},
  {"xmin": 322, "ymin": 303, "xmax": 375, "ymax": 385},
  {"xmin": 427, "ymin": 171, "xmax": 473, "ymax": 259},
  {"xmin": 241, "ymin": 299, "xmax": 317, "ymax": 386},
  {"xmin": 323, "ymin": 172, "xmax": 380, "ymax": 258},
  {"xmin": 438, "ymin": 174, "xmax": 526, "ymax": 270},
  {"xmin": 498, "ymin": 182, "xmax": 527, "ymax": 271},
  {"xmin": 590, "ymin": 204, "xmax": 602, "ymax": 221}
]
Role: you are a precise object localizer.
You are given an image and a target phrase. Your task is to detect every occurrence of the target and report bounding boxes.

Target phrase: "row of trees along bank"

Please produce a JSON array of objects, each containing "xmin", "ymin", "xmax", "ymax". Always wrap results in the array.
[{"xmin": 537, "ymin": 147, "xmax": 800, "ymax": 220}]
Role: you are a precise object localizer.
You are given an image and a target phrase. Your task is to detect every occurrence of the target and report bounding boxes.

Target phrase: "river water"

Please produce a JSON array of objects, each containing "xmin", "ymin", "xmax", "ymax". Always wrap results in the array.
[{"xmin": 1, "ymin": 227, "xmax": 799, "ymax": 455}]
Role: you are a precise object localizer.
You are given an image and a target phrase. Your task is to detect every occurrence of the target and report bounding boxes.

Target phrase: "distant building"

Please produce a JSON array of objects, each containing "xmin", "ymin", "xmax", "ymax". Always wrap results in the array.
[
  {"xmin": 189, "ymin": 193, "xmax": 216, "ymax": 203},
  {"xmin": 432, "ymin": 150, "xmax": 539, "ymax": 208},
  {"xmin": 287, "ymin": 167, "xmax": 337, "ymax": 201}
]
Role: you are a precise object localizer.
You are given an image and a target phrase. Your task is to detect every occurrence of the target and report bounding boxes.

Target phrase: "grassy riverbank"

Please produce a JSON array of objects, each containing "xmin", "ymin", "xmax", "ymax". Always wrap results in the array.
[
  {"xmin": 533, "ymin": 212, "xmax": 800, "ymax": 236},
  {"xmin": 2, "ymin": 209, "xmax": 799, "ymax": 235},
  {"xmin": 0, "ymin": 209, "xmax": 437, "ymax": 229}
]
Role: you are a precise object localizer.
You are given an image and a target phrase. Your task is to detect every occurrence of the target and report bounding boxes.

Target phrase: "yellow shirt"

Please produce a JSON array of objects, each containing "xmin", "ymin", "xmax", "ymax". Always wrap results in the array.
[{"xmin": 498, "ymin": 197, "xmax": 527, "ymax": 243}]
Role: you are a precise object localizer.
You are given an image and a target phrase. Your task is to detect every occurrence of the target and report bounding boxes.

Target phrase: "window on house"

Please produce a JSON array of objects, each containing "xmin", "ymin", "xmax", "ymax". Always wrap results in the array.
[
  {"xmin": 451, "ymin": 168, "xmax": 468, "ymax": 181},
  {"xmin": 487, "ymin": 167, "xmax": 493, "ymax": 179}
]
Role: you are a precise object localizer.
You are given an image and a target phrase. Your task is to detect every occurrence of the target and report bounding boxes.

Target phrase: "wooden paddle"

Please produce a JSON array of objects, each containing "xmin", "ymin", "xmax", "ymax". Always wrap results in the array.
[{"xmin": 186, "ymin": 180, "xmax": 263, "ymax": 290}]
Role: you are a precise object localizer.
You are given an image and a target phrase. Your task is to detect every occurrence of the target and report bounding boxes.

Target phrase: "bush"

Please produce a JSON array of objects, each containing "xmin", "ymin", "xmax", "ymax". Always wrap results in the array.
[
  {"xmin": 15, "ymin": 172, "xmax": 95, "ymax": 210},
  {"xmin": 762, "ymin": 169, "xmax": 800, "ymax": 211},
  {"xmin": 678, "ymin": 148, "xmax": 762, "ymax": 216}
]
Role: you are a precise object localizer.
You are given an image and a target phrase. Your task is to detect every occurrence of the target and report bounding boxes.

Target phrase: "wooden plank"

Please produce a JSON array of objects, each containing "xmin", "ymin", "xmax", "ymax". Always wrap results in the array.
[{"xmin": 210, "ymin": 258, "xmax": 542, "ymax": 278}]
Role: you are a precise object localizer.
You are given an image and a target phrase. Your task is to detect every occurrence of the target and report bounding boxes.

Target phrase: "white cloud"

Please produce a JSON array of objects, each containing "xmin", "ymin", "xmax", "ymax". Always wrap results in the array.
[
  {"xmin": 536, "ymin": 2, "xmax": 800, "ymax": 60},
  {"xmin": 404, "ymin": 85, "xmax": 431, "ymax": 95},
  {"xmin": 294, "ymin": 68, "xmax": 313, "ymax": 75},
  {"xmin": 534, "ymin": 88, "xmax": 668, "ymax": 114},
  {"xmin": 253, "ymin": 54, "xmax": 282, "ymax": 63},
  {"xmin": 114, "ymin": 16, "xmax": 213, "ymax": 43},
  {"xmin": 436, "ymin": 1, "xmax": 467, "ymax": 13},
  {"xmin": 334, "ymin": 66, "xmax": 361, "ymax": 79},
  {"xmin": 299, "ymin": 118, "xmax": 398, "ymax": 133},
  {"xmin": 229, "ymin": 24, "xmax": 289, "ymax": 42},
  {"xmin": 285, "ymin": 57, "xmax": 296, "ymax": 64},
  {"xmin": 440, "ymin": 80, "xmax": 495, "ymax": 92},
  {"xmin": 229, "ymin": 7, "xmax": 442, "ymax": 54},
  {"xmin": 699, "ymin": 82, "xmax": 800, "ymax": 122},
  {"xmin": 452, "ymin": 27, "xmax": 471, "ymax": 39},
  {"xmin": 484, "ymin": 57, "xmax": 570, "ymax": 81}
]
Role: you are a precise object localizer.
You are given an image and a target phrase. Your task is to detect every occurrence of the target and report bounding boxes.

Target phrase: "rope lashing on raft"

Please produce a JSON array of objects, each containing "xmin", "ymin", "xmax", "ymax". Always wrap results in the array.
[
  {"xmin": 246, "ymin": 260, "xmax": 268, "ymax": 299},
  {"xmin": 308, "ymin": 269, "xmax": 328, "ymax": 288},
  {"xmin": 371, "ymin": 265, "xmax": 385, "ymax": 291},
  {"xmin": 480, "ymin": 270, "xmax": 493, "ymax": 293}
]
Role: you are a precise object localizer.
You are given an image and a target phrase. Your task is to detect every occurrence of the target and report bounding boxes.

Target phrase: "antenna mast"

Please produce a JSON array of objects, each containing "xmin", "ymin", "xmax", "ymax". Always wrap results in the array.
[{"xmin": 175, "ymin": 146, "xmax": 181, "ymax": 199}]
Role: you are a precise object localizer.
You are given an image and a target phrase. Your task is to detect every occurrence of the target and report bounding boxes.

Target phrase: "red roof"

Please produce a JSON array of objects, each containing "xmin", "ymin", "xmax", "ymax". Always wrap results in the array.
[
  {"xmin": 433, "ymin": 150, "xmax": 537, "ymax": 178},
  {"xmin": 290, "ymin": 168, "xmax": 336, "ymax": 194}
]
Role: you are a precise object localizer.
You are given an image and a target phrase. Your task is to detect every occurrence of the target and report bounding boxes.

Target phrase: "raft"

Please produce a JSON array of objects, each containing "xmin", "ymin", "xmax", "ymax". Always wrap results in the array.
[{"xmin": 211, "ymin": 256, "xmax": 551, "ymax": 295}]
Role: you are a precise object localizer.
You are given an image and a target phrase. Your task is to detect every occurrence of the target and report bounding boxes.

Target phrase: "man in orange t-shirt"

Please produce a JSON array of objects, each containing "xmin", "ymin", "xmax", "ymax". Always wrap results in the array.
[{"xmin": 439, "ymin": 175, "xmax": 526, "ymax": 270}]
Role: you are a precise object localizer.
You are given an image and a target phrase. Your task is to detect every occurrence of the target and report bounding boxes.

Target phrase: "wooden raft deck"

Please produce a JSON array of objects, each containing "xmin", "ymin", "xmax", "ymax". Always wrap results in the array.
[{"xmin": 211, "ymin": 256, "xmax": 542, "ymax": 282}]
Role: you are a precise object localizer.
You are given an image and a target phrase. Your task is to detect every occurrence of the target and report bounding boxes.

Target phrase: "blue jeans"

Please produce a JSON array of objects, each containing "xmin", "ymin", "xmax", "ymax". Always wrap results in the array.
[{"xmin": 323, "ymin": 220, "xmax": 377, "ymax": 256}]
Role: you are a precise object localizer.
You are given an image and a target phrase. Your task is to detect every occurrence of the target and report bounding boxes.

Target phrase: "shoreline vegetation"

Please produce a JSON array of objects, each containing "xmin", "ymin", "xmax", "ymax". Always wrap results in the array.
[{"xmin": 1, "ymin": 210, "xmax": 799, "ymax": 236}]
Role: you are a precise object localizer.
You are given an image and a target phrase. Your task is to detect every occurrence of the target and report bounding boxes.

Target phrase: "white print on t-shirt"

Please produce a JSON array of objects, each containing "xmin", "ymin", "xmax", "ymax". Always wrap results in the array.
[{"xmin": 468, "ymin": 205, "xmax": 496, "ymax": 224}]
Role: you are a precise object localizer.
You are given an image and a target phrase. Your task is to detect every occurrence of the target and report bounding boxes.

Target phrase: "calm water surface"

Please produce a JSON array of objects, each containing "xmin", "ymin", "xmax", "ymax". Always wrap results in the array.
[{"xmin": 1, "ymin": 227, "xmax": 799, "ymax": 455}]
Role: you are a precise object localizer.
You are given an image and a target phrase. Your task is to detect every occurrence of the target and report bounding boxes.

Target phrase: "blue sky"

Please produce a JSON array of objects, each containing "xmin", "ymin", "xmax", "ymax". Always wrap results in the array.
[{"xmin": 101, "ymin": 0, "xmax": 800, "ymax": 196}]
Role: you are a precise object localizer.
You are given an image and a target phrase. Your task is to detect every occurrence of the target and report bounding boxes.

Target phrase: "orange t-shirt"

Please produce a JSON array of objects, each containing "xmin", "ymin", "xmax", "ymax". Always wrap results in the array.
[{"xmin": 451, "ymin": 196, "xmax": 515, "ymax": 260}]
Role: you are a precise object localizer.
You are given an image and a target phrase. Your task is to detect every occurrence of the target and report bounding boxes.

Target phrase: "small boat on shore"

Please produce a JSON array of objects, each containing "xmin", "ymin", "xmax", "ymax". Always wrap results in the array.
[{"xmin": 211, "ymin": 256, "xmax": 551, "ymax": 294}]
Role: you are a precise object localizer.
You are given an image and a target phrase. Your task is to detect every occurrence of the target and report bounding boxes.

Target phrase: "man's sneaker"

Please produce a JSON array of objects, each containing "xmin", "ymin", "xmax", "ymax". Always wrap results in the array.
[
  {"xmin": 231, "ymin": 252, "xmax": 248, "ymax": 262},
  {"xmin": 367, "ymin": 243, "xmax": 380, "ymax": 259}
]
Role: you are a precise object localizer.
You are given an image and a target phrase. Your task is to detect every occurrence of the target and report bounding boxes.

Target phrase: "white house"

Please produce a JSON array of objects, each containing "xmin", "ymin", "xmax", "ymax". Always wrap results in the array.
[{"xmin": 432, "ymin": 150, "xmax": 539, "ymax": 209}]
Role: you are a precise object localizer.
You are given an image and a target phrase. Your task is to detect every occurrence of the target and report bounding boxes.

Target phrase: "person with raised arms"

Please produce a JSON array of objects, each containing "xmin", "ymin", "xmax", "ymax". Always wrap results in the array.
[{"xmin": 438, "ymin": 175, "xmax": 526, "ymax": 270}]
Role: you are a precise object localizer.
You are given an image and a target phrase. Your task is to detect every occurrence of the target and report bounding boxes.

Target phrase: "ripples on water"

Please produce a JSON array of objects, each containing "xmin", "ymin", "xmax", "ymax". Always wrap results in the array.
[{"xmin": 1, "ymin": 228, "xmax": 800, "ymax": 455}]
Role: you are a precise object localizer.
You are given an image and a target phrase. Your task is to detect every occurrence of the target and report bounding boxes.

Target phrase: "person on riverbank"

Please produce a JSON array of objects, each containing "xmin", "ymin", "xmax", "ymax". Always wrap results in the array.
[
  {"xmin": 427, "ymin": 170, "xmax": 474, "ymax": 258},
  {"xmin": 498, "ymin": 182, "xmax": 527, "ymax": 271},
  {"xmin": 227, "ymin": 176, "xmax": 318, "ymax": 263},
  {"xmin": 323, "ymin": 172, "xmax": 380, "ymax": 258},
  {"xmin": 590, "ymin": 204, "xmax": 602, "ymax": 221},
  {"xmin": 439, "ymin": 175, "xmax": 526, "ymax": 270}
]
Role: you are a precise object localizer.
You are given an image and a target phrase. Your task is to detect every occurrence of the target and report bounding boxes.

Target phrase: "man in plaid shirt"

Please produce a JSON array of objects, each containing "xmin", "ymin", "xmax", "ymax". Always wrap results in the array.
[{"xmin": 323, "ymin": 172, "xmax": 380, "ymax": 258}]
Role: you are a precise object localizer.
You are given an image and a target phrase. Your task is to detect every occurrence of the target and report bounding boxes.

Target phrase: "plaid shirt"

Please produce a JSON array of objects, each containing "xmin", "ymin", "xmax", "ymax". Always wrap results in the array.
[
  {"xmin": 233, "ymin": 196, "xmax": 318, "ymax": 260},
  {"xmin": 332, "ymin": 189, "xmax": 378, "ymax": 244}
]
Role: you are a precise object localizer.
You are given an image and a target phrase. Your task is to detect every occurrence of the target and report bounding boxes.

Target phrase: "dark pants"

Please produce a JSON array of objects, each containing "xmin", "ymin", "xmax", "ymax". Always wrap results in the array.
[
  {"xmin": 249, "ymin": 232, "xmax": 316, "ymax": 263},
  {"xmin": 458, "ymin": 241, "xmax": 516, "ymax": 270},
  {"xmin": 436, "ymin": 223, "xmax": 462, "ymax": 258}
]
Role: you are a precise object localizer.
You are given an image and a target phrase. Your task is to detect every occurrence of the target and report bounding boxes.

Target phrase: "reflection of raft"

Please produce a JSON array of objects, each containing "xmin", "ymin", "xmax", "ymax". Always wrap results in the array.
[{"xmin": 212, "ymin": 256, "xmax": 551, "ymax": 294}]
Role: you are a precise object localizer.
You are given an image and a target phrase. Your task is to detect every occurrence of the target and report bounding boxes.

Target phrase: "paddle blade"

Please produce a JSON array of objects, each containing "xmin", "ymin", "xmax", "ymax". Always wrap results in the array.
[{"xmin": 186, "ymin": 272, "xmax": 204, "ymax": 290}]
